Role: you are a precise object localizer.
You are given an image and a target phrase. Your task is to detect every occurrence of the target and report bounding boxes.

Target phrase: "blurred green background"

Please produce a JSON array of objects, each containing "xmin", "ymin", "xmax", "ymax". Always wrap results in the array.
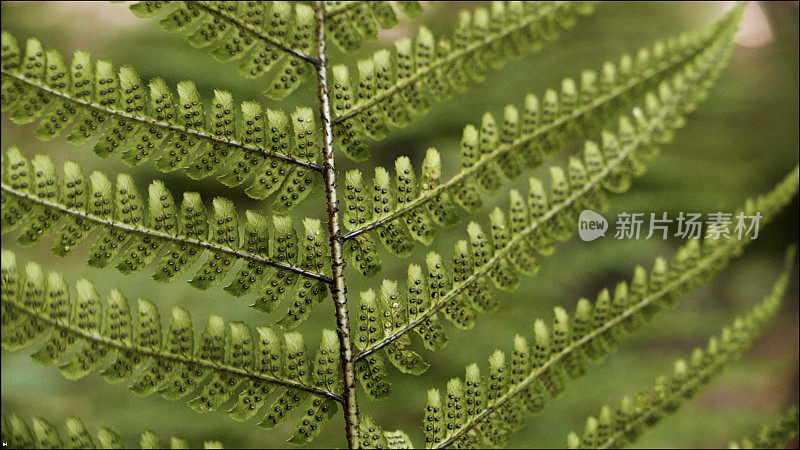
[{"xmin": 1, "ymin": 1, "xmax": 798, "ymax": 448}]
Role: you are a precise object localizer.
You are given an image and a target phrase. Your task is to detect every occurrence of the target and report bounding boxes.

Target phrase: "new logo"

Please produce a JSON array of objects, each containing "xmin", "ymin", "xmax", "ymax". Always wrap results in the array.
[{"xmin": 578, "ymin": 210, "xmax": 608, "ymax": 241}]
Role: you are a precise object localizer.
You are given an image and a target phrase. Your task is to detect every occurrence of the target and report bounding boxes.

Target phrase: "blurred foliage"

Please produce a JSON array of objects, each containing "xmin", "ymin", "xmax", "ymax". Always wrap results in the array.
[{"xmin": 1, "ymin": 1, "xmax": 798, "ymax": 449}]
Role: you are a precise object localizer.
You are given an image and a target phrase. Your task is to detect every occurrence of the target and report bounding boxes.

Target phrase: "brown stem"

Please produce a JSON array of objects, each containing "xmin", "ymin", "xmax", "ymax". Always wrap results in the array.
[{"xmin": 312, "ymin": 2, "xmax": 361, "ymax": 448}]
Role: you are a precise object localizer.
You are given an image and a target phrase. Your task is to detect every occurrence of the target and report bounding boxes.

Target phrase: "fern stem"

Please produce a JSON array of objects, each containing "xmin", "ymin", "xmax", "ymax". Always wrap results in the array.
[
  {"xmin": 354, "ymin": 96, "xmax": 674, "ymax": 362},
  {"xmin": 342, "ymin": 29, "xmax": 720, "ymax": 241},
  {"xmin": 436, "ymin": 240, "xmax": 739, "ymax": 448},
  {"xmin": 0, "ymin": 70, "xmax": 324, "ymax": 173},
  {"xmin": 312, "ymin": 2, "xmax": 361, "ymax": 448},
  {"xmin": 194, "ymin": 1, "xmax": 320, "ymax": 65},
  {"xmin": 330, "ymin": 2, "xmax": 566, "ymax": 125},
  {"xmin": 4, "ymin": 299, "xmax": 343, "ymax": 403},
  {"xmin": 0, "ymin": 184, "xmax": 333, "ymax": 284}
]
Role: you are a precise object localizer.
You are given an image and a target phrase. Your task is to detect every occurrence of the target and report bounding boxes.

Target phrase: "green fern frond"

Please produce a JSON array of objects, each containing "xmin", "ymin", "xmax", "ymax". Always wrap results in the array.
[
  {"xmin": 413, "ymin": 167, "xmax": 798, "ymax": 448},
  {"xmin": 0, "ymin": 149, "xmax": 332, "ymax": 324},
  {"xmin": 349, "ymin": 24, "xmax": 740, "ymax": 364},
  {"xmin": 566, "ymin": 253, "xmax": 795, "ymax": 449},
  {"xmin": 341, "ymin": 5, "xmax": 743, "ymax": 246},
  {"xmin": 352, "ymin": 280, "xmax": 432, "ymax": 399},
  {"xmin": 357, "ymin": 415, "xmax": 414, "ymax": 449},
  {"xmin": 330, "ymin": 1, "xmax": 598, "ymax": 161},
  {"xmin": 383, "ymin": 429, "xmax": 415, "ymax": 449},
  {"xmin": 728, "ymin": 406, "xmax": 799, "ymax": 450},
  {"xmin": 133, "ymin": 1, "xmax": 421, "ymax": 95},
  {"xmin": 0, "ymin": 253, "xmax": 343, "ymax": 441},
  {"xmin": 128, "ymin": 1, "xmax": 316, "ymax": 99},
  {"xmin": 0, "ymin": 32, "xmax": 322, "ymax": 208},
  {"xmin": 2, "ymin": 3, "xmax": 796, "ymax": 448},
  {"xmin": 0, "ymin": 412, "xmax": 224, "ymax": 449},
  {"xmin": 324, "ymin": 1, "xmax": 422, "ymax": 52}
]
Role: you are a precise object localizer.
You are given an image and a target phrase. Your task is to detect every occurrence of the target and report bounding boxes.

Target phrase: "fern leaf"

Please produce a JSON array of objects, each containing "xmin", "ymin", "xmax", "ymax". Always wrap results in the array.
[
  {"xmin": 410, "ymin": 259, "xmax": 449, "ymax": 351},
  {"xmin": 257, "ymin": 332, "xmax": 310, "ymax": 429},
  {"xmin": 353, "ymin": 288, "xmax": 393, "ymax": 399},
  {"xmin": 567, "ymin": 254, "xmax": 795, "ymax": 448},
  {"xmin": 727, "ymin": 406, "xmax": 799, "ymax": 450},
  {"xmin": 356, "ymin": 415, "xmax": 414, "ymax": 449},
  {"xmin": 0, "ymin": 32, "xmax": 322, "ymax": 208},
  {"xmin": 226, "ymin": 326, "xmax": 282, "ymax": 421},
  {"xmin": 288, "ymin": 398, "xmax": 338, "ymax": 445},
  {"xmin": 416, "ymin": 169, "xmax": 799, "ymax": 448},
  {"xmin": 129, "ymin": 1, "xmax": 317, "ymax": 99},
  {"xmin": 358, "ymin": 415, "xmax": 388, "ymax": 448},
  {"xmin": 371, "ymin": 166, "xmax": 416, "ymax": 257},
  {"xmin": 331, "ymin": 1, "xmax": 598, "ymax": 161},
  {"xmin": 288, "ymin": 329, "xmax": 341, "ymax": 444},
  {"xmin": 344, "ymin": 234, "xmax": 382, "ymax": 278},
  {"xmin": 0, "ymin": 255, "xmax": 345, "ymax": 442},
  {"xmin": 0, "ymin": 150, "xmax": 332, "ymax": 323},
  {"xmin": 342, "ymin": 170, "xmax": 383, "ymax": 276},
  {"xmin": 352, "ymin": 21, "xmax": 745, "ymax": 365},
  {"xmin": 0, "ymin": 412, "xmax": 224, "ymax": 448},
  {"xmin": 247, "ymin": 214, "xmax": 328, "ymax": 327},
  {"xmin": 379, "ymin": 279, "xmax": 430, "ymax": 375},
  {"xmin": 384, "ymin": 429, "xmax": 414, "ymax": 449},
  {"xmin": 342, "ymin": 6, "xmax": 743, "ymax": 243},
  {"xmin": 353, "ymin": 273, "xmax": 441, "ymax": 376},
  {"xmin": 323, "ymin": 1, "xmax": 422, "ymax": 52},
  {"xmin": 277, "ymin": 218, "xmax": 329, "ymax": 329}
]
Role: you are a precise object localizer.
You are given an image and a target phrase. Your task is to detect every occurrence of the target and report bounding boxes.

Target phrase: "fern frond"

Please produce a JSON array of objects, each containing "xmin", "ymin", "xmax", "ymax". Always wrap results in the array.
[
  {"xmin": 353, "ymin": 280, "xmax": 432, "ymax": 399},
  {"xmin": 0, "ymin": 149, "xmax": 333, "ymax": 324},
  {"xmin": 417, "ymin": 170, "xmax": 799, "ymax": 448},
  {"xmin": 350, "ymin": 19, "xmax": 741, "ymax": 360},
  {"xmin": 0, "ymin": 32, "xmax": 322, "ymax": 209},
  {"xmin": 566, "ymin": 254, "xmax": 795, "ymax": 449},
  {"xmin": 323, "ymin": 1, "xmax": 423, "ymax": 52},
  {"xmin": 128, "ymin": 1, "xmax": 317, "ymax": 99},
  {"xmin": 357, "ymin": 415, "xmax": 414, "ymax": 449},
  {"xmin": 341, "ymin": 5, "xmax": 744, "ymax": 244},
  {"xmin": 0, "ymin": 253, "xmax": 344, "ymax": 442},
  {"xmin": 0, "ymin": 412, "xmax": 224, "ymax": 449},
  {"xmin": 330, "ymin": 1, "xmax": 598, "ymax": 161},
  {"xmin": 727, "ymin": 406, "xmax": 799, "ymax": 450}
]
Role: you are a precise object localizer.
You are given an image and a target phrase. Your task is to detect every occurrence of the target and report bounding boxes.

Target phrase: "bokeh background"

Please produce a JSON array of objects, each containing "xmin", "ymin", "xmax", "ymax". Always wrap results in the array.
[{"xmin": 1, "ymin": 1, "xmax": 798, "ymax": 448}]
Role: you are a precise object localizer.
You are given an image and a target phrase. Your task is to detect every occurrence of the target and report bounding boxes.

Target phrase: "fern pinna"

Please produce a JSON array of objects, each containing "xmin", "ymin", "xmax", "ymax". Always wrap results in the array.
[
  {"xmin": 0, "ymin": 413, "xmax": 224, "ymax": 449},
  {"xmin": 1, "ymin": 2, "xmax": 797, "ymax": 449}
]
